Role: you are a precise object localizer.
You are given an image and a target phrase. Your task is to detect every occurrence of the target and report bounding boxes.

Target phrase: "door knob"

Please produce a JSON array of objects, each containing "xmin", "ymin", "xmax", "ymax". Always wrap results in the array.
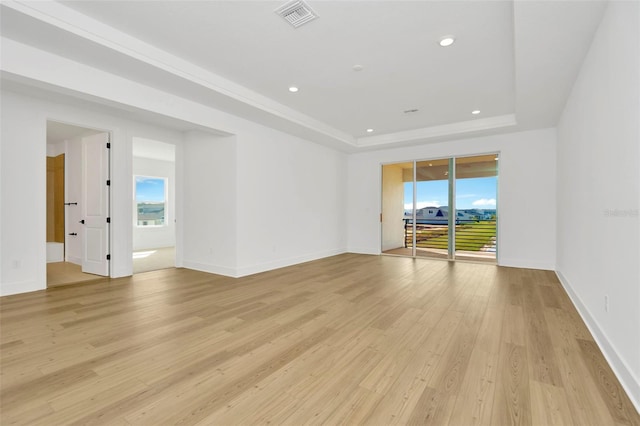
[{"xmin": 79, "ymin": 220, "xmax": 85, "ymax": 224}]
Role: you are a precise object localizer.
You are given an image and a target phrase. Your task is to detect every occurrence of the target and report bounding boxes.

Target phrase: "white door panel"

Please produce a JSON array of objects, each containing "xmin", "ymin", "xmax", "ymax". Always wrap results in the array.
[{"xmin": 81, "ymin": 132, "xmax": 110, "ymax": 276}]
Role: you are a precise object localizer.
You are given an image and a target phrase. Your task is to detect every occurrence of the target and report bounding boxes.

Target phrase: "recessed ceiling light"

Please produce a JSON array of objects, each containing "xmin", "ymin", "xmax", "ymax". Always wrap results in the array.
[
  {"xmin": 439, "ymin": 36, "xmax": 455, "ymax": 47},
  {"xmin": 353, "ymin": 64, "xmax": 364, "ymax": 71},
  {"xmin": 288, "ymin": 86, "xmax": 299, "ymax": 92},
  {"xmin": 472, "ymin": 110, "xmax": 481, "ymax": 115},
  {"xmin": 366, "ymin": 128, "xmax": 374, "ymax": 133}
]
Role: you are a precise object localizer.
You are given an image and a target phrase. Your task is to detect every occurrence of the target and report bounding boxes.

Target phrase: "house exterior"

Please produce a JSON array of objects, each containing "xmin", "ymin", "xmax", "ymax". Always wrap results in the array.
[
  {"xmin": 405, "ymin": 207, "xmax": 486, "ymax": 224},
  {"xmin": 137, "ymin": 203, "xmax": 165, "ymax": 226},
  {"xmin": 417, "ymin": 206, "xmax": 447, "ymax": 222}
]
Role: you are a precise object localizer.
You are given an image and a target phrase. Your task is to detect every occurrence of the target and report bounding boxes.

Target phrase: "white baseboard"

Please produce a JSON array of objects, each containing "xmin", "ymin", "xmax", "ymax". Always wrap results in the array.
[
  {"xmin": 182, "ymin": 260, "xmax": 238, "ymax": 278},
  {"xmin": 0, "ymin": 280, "xmax": 46, "ymax": 297},
  {"xmin": 498, "ymin": 257, "xmax": 555, "ymax": 270},
  {"xmin": 183, "ymin": 249, "xmax": 348, "ymax": 278},
  {"xmin": 347, "ymin": 247, "xmax": 380, "ymax": 255},
  {"xmin": 66, "ymin": 255, "xmax": 81, "ymax": 266},
  {"xmin": 556, "ymin": 270, "xmax": 640, "ymax": 414},
  {"xmin": 235, "ymin": 248, "xmax": 347, "ymax": 278}
]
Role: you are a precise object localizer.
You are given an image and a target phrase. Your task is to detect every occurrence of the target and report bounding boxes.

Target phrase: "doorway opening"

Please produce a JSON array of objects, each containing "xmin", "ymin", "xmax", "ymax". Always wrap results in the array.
[
  {"xmin": 132, "ymin": 138, "xmax": 176, "ymax": 274},
  {"xmin": 46, "ymin": 120, "xmax": 111, "ymax": 287},
  {"xmin": 381, "ymin": 154, "xmax": 498, "ymax": 263}
]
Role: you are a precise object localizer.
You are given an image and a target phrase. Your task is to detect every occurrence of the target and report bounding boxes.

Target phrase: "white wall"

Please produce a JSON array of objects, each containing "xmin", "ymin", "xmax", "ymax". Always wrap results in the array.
[
  {"xmin": 181, "ymin": 131, "xmax": 238, "ymax": 276},
  {"xmin": 1, "ymin": 86, "xmax": 350, "ymax": 293},
  {"xmin": 235, "ymin": 125, "xmax": 347, "ymax": 277},
  {"xmin": 2, "ymin": 38, "xmax": 350, "ymax": 283},
  {"xmin": 132, "ymin": 156, "xmax": 176, "ymax": 251},
  {"xmin": 556, "ymin": 0, "xmax": 640, "ymax": 409},
  {"xmin": 1, "ymin": 90, "xmax": 47, "ymax": 296},
  {"xmin": 347, "ymin": 128, "xmax": 557, "ymax": 270},
  {"xmin": 0, "ymin": 89, "xmax": 183, "ymax": 296},
  {"xmin": 179, "ymin": 124, "xmax": 348, "ymax": 279},
  {"xmin": 381, "ymin": 164, "xmax": 405, "ymax": 251}
]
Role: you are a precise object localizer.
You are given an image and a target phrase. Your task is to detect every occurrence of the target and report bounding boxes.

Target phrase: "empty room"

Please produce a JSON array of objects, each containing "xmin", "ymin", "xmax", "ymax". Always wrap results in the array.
[{"xmin": 1, "ymin": 1, "xmax": 638, "ymax": 425}]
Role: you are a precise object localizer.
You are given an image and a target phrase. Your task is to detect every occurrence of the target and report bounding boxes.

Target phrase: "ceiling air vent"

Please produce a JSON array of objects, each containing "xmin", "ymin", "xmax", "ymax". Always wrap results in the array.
[{"xmin": 275, "ymin": 0, "xmax": 319, "ymax": 28}]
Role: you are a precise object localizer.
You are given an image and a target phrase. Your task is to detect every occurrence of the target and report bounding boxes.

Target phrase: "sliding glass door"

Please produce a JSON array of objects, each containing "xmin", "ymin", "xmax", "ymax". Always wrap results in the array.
[
  {"xmin": 454, "ymin": 155, "xmax": 498, "ymax": 262},
  {"xmin": 414, "ymin": 159, "xmax": 451, "ymax": 259},
  {"xmin": 381, "ymin": 154, "xmax": 498, "ymax": 262},
  {"xmin": 381, "ymin": 162, "xmax": 413, "ymax": 256}
]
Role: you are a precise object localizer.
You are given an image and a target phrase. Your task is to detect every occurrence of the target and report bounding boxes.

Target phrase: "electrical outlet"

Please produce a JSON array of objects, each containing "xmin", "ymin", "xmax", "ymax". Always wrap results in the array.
[{"xmin": 604, "ymin": 295, "xmax": 609, "ymax": 312}]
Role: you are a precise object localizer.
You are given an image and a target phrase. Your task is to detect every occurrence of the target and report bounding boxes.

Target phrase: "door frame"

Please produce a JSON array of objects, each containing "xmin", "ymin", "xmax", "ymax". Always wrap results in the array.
[
  {"xmin": 131, "ymin": 137, "xmax": 178, "ymax": 274},
  {"xmin": 45, "ymin": 118, "xmax": 113, "ymax": 280}
]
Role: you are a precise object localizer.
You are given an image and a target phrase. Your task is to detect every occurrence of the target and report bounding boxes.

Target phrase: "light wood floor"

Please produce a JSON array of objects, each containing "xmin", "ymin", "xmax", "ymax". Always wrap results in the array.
[
  {"xmin": 1, "ymin": 254, "xmax": 638, "ymax": 425},
  {"xmin": 47, "ymin": 262, "xmax": 106, "ymax": 287}
]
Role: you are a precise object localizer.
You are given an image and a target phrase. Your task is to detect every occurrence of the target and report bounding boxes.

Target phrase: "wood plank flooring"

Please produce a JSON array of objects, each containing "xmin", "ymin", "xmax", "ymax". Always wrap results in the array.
[
  {"xmin": 1, "ymin": 254, "xmax": 638, "ymax": 425},
  {"xmin": 47, "ymin": 262, "xmax": 105, "ymax": 287}
]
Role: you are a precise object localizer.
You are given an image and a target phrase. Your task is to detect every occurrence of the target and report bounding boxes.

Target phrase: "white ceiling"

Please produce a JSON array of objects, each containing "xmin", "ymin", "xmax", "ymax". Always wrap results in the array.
[
  {"xmin": 1, "ymin": 0, "xmax": 608, "ymax": 150},
  {"xmin": 60, "ymin": 0, "xmax": 516, "ymax": 137}
]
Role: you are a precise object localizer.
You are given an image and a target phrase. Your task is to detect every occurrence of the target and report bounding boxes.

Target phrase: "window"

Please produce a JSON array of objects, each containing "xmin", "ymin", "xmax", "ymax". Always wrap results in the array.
[{"xmin": 135, "ymin": 176, "xmax": 167, "ymax": 226}]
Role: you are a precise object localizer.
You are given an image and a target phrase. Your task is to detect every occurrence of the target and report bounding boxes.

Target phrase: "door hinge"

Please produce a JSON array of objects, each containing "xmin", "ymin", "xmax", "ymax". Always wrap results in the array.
[
  {"xmin": 106, "ymin": 217, "xmax": 111, "ymax": 223},
  {"xmin": 106, "ymin": 142, "xmax": 111, "ymax": 149},
  {"xmin": 106, "ymin": 254, "xmax": 111, "ymax": 260},
  {"xmin": 106, "ymin": 180, "xmax": 110, "ymax": 186}
]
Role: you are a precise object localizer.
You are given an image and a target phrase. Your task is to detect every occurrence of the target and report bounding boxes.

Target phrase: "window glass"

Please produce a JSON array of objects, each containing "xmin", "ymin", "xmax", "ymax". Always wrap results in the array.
[{"xmin": 135, "ymin": 176, "xmax": 167, "ymax": 226}]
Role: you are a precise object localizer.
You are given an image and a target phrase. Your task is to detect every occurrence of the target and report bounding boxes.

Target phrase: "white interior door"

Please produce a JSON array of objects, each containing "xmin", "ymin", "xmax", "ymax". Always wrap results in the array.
[{"xmin": 81, "ymin": 132, "xmax": 110, "ymax": 276}]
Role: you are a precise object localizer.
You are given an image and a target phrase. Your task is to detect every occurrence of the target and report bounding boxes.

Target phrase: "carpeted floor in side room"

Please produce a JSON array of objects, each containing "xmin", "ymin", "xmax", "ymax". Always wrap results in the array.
[{"xmin": 133, "ymin": 246, "xmax": 175, "ymax": 274}]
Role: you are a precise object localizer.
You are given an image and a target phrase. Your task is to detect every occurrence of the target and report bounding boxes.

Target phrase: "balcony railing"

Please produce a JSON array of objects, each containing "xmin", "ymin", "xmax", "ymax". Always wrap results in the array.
[{"xmin": 404, "ymin": 219, "xmax": 496, "ymax": 253}]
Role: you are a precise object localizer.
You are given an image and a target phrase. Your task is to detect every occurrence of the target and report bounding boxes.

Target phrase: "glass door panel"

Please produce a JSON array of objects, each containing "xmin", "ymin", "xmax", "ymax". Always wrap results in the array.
[
  {"xmin": 414, "ymin": 159, "xmax": 450, "ymax": 259},
  {"xmin": 454, "ymin": 154, "xmax": 498, "ymax": 262},
  {"xmin": 381, "ymin": 162, "xmax": 414, "ymax": 256}
]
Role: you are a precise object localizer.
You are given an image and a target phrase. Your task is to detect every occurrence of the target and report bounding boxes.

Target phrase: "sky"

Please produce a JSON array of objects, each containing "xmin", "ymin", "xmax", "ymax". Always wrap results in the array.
[
  {"xmin": 135, "ymin": 176, "xmax": 166, "ymax": 203},
  {"xmin": 404, "ymin": 177, "xmax": 497, "ymax": 210}
]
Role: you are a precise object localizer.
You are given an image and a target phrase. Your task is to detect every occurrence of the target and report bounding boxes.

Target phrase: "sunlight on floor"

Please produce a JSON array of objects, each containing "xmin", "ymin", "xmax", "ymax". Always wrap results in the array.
[
  {"xmin": 132, "ymin": 247, "xmax": 175, "ymax": 274},
  {"xmin": 133, "ymin": 250, "xmax": 157, "ymax": 259}
]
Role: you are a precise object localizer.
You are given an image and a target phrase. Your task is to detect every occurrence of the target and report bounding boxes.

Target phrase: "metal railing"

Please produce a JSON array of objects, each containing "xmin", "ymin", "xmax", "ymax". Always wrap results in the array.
[{"xmin": 404, "ymin": 219, "xmax": 496, "ymax": 253}]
